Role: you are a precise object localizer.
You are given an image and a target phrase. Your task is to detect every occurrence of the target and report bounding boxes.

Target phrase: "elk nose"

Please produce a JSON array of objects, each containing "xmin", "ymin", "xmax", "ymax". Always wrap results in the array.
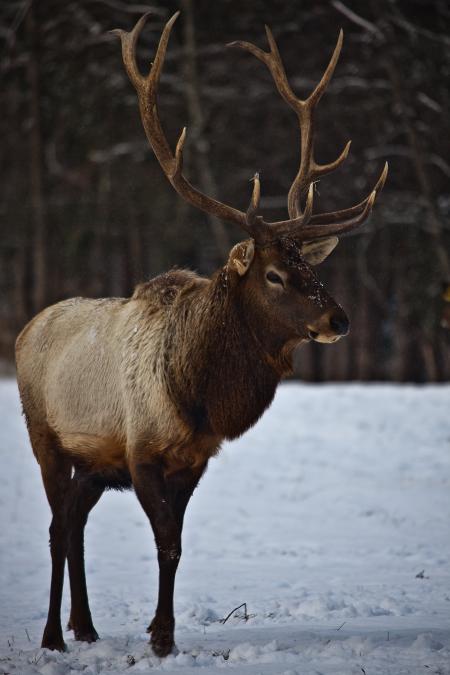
[{"xmin": 329, "ymin": 312, "xmax": 349, "ymax": 336}]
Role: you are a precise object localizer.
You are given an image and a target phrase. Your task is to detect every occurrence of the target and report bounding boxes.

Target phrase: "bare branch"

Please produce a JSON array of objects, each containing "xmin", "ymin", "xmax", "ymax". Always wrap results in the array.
[{"xmin": 331, "ymin": 1, "xmax": 384, "ymax": 41}]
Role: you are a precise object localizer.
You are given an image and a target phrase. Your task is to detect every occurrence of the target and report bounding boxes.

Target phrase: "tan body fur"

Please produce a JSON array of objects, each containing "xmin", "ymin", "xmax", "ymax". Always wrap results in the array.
[{"xmin": 18, "ymin": 272, "xmax": 209, "ymax": 475}]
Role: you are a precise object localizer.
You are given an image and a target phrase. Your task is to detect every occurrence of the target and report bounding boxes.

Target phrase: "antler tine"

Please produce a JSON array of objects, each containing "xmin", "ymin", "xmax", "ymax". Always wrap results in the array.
[
  {"xmin": 228, "ymin": 29, "xmax": 300, "ymax": 120},
  {"xmin": 302, "ymin": 183, "xmax": 314, "ymax": 224},
  {"xmin": 309, "ymin": 161, "xmax": 388, "ymax": 225},
  {"xmin": 244, "ymin": 173, "xmax": 274, "ymax": 241},
  {"xmin": 270, "ymin": 162, "xmax": 387, "ymax": 239},
  {"xmin": 246, "ymin": 173, "xmax": 261, "ymax": 224},
  {"xmin": 299, "ymin": 190, "xmax": 377, "ymax": 240},
  {"xmin": 148, "ymin": 11, "xmax": 180, "ymax": 91},
  {"xmin": 308, "ymin": 29, "xmax": 343, "ymax": 105},
  {"xmin": 110, "ymin": 13, "xmax": 150, "ymax": 90},
  {"xmin": 312, "ymin": 140, "xmax": 351, "ymax": 178},
  {"xmin": 173, "ymin": 126, "xmax": 187, "ymax": 177}
]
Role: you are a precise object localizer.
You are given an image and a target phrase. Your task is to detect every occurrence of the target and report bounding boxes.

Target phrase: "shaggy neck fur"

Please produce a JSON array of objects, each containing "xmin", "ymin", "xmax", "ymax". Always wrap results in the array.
[{"xmin": 163, "ymin": 267, "xmax": 291, "ymax": 440}]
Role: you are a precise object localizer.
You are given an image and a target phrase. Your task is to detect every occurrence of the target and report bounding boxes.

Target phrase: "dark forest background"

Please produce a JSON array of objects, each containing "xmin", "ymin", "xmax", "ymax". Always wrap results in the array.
[{"xmin": 1, "ymin": 0, "xmax": 449, "ymax": 381}]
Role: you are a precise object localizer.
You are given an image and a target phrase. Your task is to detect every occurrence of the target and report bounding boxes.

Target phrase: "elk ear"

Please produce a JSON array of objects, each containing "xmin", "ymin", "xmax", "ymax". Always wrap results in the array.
[
  {"xmin": 301, "ymin": 237, "xmax": 339, "ymax": 265},
  {"xmin": 228, "ymin": 239, "xmax": 255, "ymax": 276}
]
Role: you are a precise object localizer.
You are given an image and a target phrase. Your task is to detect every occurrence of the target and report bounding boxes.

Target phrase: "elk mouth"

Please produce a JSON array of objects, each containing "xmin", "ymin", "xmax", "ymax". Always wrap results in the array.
[{"xmin": 307, "ymin": 329, "xmax": 343, "ymax": 343}]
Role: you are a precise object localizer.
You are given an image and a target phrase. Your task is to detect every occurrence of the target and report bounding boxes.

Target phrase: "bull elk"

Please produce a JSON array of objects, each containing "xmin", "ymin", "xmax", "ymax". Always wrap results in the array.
[{"xmin": 15, "ymin": 12, "xmax": 387, "ymax": 657}]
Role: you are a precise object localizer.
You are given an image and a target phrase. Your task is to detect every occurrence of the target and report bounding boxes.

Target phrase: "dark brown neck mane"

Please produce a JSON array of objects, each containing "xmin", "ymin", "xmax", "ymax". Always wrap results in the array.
[{"xmin": 164, "ymin": 268, "xmax": 290, "ymax": 440}]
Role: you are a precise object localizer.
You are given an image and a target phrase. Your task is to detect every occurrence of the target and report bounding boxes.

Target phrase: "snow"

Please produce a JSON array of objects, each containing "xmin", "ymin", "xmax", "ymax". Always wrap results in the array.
[{"xmin": 0, "ymin": 379, "xmax": 449, "ymax": 674}]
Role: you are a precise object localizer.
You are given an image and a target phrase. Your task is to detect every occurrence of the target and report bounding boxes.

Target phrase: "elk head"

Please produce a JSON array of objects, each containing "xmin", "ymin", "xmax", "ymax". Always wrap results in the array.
[{"xmin": 112, "ymin": 13, "xmax": 387, "ymax": 346}]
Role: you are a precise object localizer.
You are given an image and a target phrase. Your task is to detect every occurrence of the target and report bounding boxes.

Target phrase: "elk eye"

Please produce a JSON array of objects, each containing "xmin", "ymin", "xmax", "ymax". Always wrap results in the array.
[{"xmin": 266, "ymin": 271, "xmax": 284, "ymax": 286}]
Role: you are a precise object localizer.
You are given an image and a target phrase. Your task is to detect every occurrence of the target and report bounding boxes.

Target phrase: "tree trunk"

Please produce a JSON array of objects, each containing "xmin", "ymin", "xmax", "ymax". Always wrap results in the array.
[
  {"xmin": 26, "ymin": 4, "xmax": 48, "ymax": 314},
  {"xmin": 181, "ymin": 0, "xmax": 231, "ymax": 264}
]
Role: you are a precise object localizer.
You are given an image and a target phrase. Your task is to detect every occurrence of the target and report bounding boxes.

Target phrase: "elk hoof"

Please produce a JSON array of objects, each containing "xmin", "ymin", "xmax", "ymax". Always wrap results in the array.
[
  {"xmin": 148, "ymin": 618, "xmax": 175, "ymax": 657},
  {"xmin": 41, "ymin": 628, "xmax": 67, "ymax": 652},
  {"xmin": 67, "ymin": 617, "xmax": 99, "ymax": 643},
  {"xmin": 74, "ymin": 627, "xmax": 99, "ymax": 643},
  {"xmin": 151, "ymin": 630, "xmax": 174, "ymax": 658}
]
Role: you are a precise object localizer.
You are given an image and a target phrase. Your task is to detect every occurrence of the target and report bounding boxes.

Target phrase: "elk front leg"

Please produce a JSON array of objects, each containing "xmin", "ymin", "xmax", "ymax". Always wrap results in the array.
[
  {"xmin": 169, "ymin": 464, "xmax": 207, "ymax": 530},
  {"xmin": 146, "ymin": 464, "xmax": 207, "ymax": 635},
  {"xmin": 130, "ymin": 460, "xmax": 181, "ymax": 657}
]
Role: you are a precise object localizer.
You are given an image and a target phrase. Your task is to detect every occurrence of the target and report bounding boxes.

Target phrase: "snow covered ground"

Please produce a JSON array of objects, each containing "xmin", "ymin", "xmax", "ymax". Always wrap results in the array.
[{"xmin": 0, "ymin": 378, "xmax": 449, "ymax": 675}]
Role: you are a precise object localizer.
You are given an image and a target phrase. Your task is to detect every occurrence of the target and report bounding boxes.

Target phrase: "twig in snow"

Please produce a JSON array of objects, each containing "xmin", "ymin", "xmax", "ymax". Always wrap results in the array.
[
  {"xmin": 220, "ymin": 603, "xmax": 250, "ymax": 624},
  {"xmin": 416, "ymin": 570, "xmax": 429, "ymax": 579},
  {"xmin": 212, "ymin": 649, "xmax": 230, "ymax": 661},
  {"xmin": 30, "ymin": 650, "xmax": 43, "ymax": 666},
  {"xmin": 361, "ymin": 668, "xmax": 366, "ymax": 675},
  {"xmin": 25, "ymin": 629, "xmax": 31, "ymax": 642},
  {"xmin": 336, "ymin": 621, "xmax": 346, "ymax": 631}
]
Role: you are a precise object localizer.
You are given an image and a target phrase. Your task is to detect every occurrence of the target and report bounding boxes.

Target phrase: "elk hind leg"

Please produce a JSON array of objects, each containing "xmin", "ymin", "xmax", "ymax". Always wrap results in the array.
[
  {"xmin": 66, "ymin": 471, "xmax": 104, "ymax": 642},
  {"xmin": 37, "ymin": 432, "xmax": 72, "ymax": 651}
]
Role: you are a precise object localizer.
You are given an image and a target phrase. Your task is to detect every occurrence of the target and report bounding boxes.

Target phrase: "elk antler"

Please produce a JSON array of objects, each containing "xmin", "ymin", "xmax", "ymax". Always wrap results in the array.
[
  {"xmin": 228, "ymin": 26, "xmax": 388, "ymax": 239},
  {"xmin": 112, "ymin": 13, "xmax": 387, "ymax": 246}
]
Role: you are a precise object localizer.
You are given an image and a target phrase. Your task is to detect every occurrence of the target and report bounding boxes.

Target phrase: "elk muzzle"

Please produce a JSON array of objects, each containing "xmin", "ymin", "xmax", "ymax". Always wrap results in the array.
[{"xmin": 307, "ymin": 308, "xmax": 349, "ymax": 343}]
